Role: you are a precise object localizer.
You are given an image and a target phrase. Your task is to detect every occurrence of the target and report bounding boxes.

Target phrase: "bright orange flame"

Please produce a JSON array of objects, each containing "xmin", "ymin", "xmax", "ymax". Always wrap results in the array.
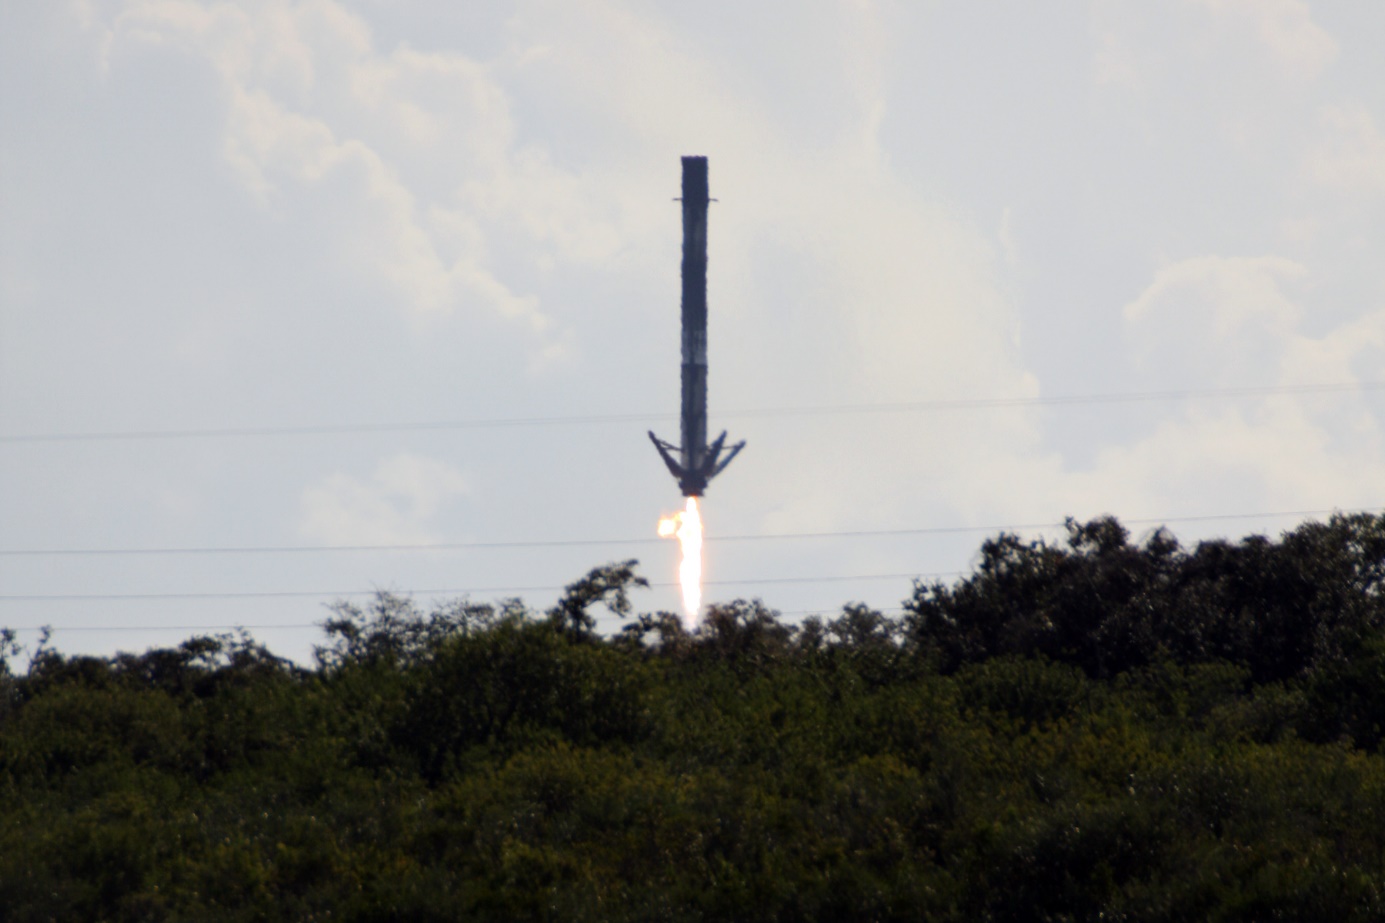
[{"xmin": 657, "ymin": 497, "xmax": 703, "ymax": 624}]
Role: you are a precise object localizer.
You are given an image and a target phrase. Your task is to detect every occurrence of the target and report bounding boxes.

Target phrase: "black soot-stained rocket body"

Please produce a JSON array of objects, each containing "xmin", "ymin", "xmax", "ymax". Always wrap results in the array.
[{"xmin": 649, "ymin": 156, "xmax": 745, "ymax": 497}]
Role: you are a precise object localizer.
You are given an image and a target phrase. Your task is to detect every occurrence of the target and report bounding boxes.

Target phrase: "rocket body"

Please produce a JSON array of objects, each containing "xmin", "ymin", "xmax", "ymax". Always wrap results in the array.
[{"xmin": 650, "ymin": 156, "xmax": 744, "ymax": 496}]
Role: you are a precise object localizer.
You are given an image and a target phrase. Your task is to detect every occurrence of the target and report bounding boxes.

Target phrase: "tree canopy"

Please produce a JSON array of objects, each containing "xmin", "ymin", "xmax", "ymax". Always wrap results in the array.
[{"xmin": 3, "ymin": 514, "xmax": 1385, "ymax": 920}]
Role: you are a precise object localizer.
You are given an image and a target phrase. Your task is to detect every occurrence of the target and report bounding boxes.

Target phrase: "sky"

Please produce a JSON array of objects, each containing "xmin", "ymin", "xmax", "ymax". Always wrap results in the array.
[{"xmin": 3, "ymin": 0, "xmax": 1384, "ymax": 663}]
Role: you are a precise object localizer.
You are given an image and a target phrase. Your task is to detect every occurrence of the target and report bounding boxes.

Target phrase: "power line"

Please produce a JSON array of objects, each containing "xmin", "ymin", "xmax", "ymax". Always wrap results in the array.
[
  {"xmin": 6, "ymin": 502, "xmax": 1379, "ymax": 608},
  {"xmin": 2, "ymin": 608, "xmax": 916, "ymax": 635},
  {"xmin": 5, "ymin": 623, "xmax": 327, "ymax": 633},
  {"xmin": 3, "ymin": 381, "xmax": 1380, "ymax": 444},
  {"xmin": 0, "ymin": 571, "xmax": 955, "ymax": 603},
  {"xmin": 2, "ymin": 507, "xmax": 1375, "ymax": 558}
]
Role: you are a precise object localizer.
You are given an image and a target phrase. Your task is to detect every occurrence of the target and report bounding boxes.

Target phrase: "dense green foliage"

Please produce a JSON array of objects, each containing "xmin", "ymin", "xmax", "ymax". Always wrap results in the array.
[{"xmin": 4, "ymin": 514, "xmax": 1385, "ymax": 920}]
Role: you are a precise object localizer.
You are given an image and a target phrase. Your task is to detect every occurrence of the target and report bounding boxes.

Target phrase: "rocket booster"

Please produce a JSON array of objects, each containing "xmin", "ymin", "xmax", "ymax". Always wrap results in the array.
[{"xmin": 649, "ymin": 156, "xmax": 744, "ymax": 497}]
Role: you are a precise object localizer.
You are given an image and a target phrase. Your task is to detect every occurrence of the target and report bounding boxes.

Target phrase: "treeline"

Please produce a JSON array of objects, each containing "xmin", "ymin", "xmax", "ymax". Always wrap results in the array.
[{"xmin": 3, "ymin": 514, "xmax": 1385, "ymax": 920}]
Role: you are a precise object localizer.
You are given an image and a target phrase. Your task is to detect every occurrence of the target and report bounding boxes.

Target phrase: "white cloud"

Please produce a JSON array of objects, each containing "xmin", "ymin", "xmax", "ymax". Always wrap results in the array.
[
  {"xmin": 1281, "ymin": 309, "xmax": 1385, "ymax": 384},
  {"xmin": 469, "ymin": 1, "xmax": 1042, "ymax": 532},
  {"xmin": 1119, "ymin": 255, "xmax": 1309, "ymax": 391},
  {"xmin": 1049, "ymin": 254, "xmax": 1385, "ymax": 518},
  {"xmin": 1065, "ymin": 393, "xmax": 1385, "ymax": 519},
  {"xmin": 71, "ymin": 0, "xmax": 1037, "ymax": 535},
  {"xmin": 63, "ymin": 3, "xmax": 1384, "ymax": 537},
  {"xmin": 1307, "ymin": 104, "xmax": 1385, "ymax": 197},
  {"xmin": 1187, "ymin": 0, "xmax": 1337, "ymax": 79},
  {"xmin": 298, "ymin": 453, "xmax": 469, "ymax": 546},
  {"xmin": 1123, "ymin": 255, "xmax": 1304, "ymax": 338},
  {"xmin": 95, "ymin": 0, "xmax": 596, "ymax": 338},
  {"xmin": 1120, "ymin": 253, "xmax": 1385, "ymax": 397}
]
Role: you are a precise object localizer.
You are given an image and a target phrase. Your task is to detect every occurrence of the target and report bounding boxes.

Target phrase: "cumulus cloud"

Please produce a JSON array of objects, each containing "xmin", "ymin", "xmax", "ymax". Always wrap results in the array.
[
  {"xmin": 93, "ymin": 0, "xmax": 607, "ymax": 338},
  {"xmin": 1092, "ymin": 0, "xmax": 1336, "ymax": 101},
  {"xmin": 298, "ymin": 453, "xmax": 469, "ymax": 545},
  {"xmin": 1121, "ymin": 254, "xmax": 1385, "ymax": 385},
  {"xmin": 1050, "ymin": 254, "xmax": 1385, "ymax": 517},
  {"xmin": 14, "ymin": 0, "xmax": 1385, "ymax": 664},
  {"xmin": 1123, "ymin": 256, "xmax": 1305, "ymax": 377},
  {"xmin": 1057, "ymin": 405, "xmax": 1379, "ymax": 522},
  {"xmin": 1187, "ymin": 0, "xmax": 1337, "ymax": 79},
  {"xmin": 68, "ymin": 0, "xmax": 1034, "ymax": 532},
  {"xmin": 355, "ymin": 0, "xmax": 1020, "ymax": 533},
  {"xmin": 1307, "ymin": 104, "xmax": 1385, "ymax": 197},
  {"xmin": 66, "ymin": 1, "xmax": 1383, "ymax": 537}
]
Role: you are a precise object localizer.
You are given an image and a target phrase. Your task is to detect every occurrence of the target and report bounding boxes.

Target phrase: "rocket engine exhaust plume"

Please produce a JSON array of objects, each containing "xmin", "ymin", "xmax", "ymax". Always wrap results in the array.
[{"xmin": 658, "ymin": 497, "xmax": 703, "ymax": 625}]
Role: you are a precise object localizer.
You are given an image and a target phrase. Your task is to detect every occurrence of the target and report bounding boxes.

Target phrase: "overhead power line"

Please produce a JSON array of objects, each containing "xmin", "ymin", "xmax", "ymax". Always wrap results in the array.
[
  {"xmin": 0, "ymin": 571, "xmax": 956, "ymax": 603},
  {"xmin": 2, "ymin": 608, "xmax": 915, "ymax": 635},
  {"xmin": 1, "ymin": 507, "xmax": 1376, "ymax": 558},
  {"xmin": 2, "ymin": 381, "xmax": 1380, "ymax": 444}
]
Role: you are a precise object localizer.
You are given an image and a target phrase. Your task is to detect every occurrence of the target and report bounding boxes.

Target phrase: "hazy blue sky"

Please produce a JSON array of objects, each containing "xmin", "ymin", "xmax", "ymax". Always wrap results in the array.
[{"xmin": 4, "ymin": 0, "xmax": 1384, "ymax": 661}]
